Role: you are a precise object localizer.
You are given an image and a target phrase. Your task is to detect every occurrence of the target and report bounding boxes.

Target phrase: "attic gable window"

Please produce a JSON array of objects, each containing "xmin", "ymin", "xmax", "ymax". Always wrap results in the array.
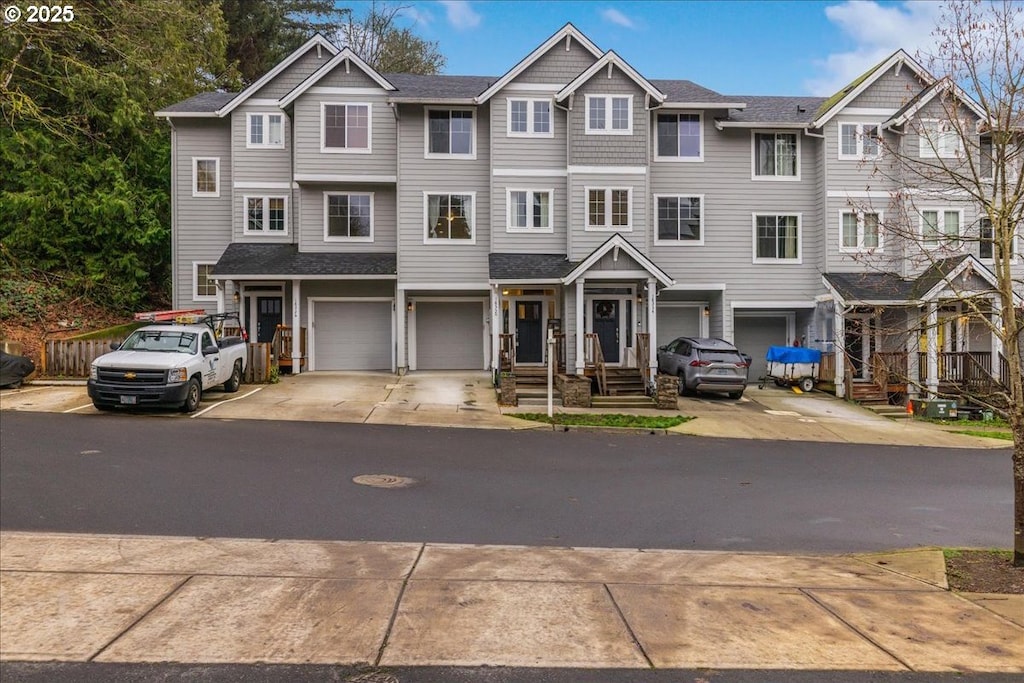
[
  {"xmin": 586, "ymin": 95, "xmax": 632, "ymax": 135},
  {"xmin": 508, "ymin": 99, "xmax": 552, "ymax": 137},
  {"xmin": 322, "ymin": 103, "xmax": 371, "ymax": 153},
  {"xmin": 838, "ymin": 122, "xmax": 880, "ymax": 160},
  {"xmin": 919, "ymin": 119, "xmax": 963, "ymax": 159},
  {"xmin": 247, "ymin": 113, "xmax": 284, "ymax": 149}
]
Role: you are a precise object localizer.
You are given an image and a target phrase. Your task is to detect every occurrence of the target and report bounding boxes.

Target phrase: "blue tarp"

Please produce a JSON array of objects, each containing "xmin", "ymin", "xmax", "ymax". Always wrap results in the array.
[{"xmin": 766, "ymin": 345, "xmax": 822, "ymax": 364}]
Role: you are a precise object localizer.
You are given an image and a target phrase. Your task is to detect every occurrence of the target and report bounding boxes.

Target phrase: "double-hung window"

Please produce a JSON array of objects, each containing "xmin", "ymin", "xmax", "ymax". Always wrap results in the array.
[
  {"xmin": 919, "ymin": 120, "xmax": 963, "ymax": 159},
  {"xmin": 840, "ymin": 211, "xmax": 881, "ymax": 252},
  {"xmin": 586, "ymin": 95, "xmax": 632, "ymax": 134},
  {"xmin": 245, "ymin": 196, "xmax": 287, "ymax": 234},
  {"xmin": 324, "ymin": 193, "xmax": 373, "ymax": 241},
  {"xmin": 193, "ymin": 263, "xmax": 217, "ymax": 301},
  {"xmin": 979, "ymin": 217, "xmax": 1017, "ymax": 261},
  {"xmin": 656, "ymin": 196, "xmax": 703, "ymax": 244},
  {"xmin": 754, "ymin": 214, "xmax": 801, "ymax": 262},
  {"xmin": 753, "ymin": 131, "xmax": 799, "ymax": 179},
  {"xmin": 838, "ymin": 123, "xmax": 880, "ymax": 160},
  {"xmin": 587, "ymin": 188, "xmax": 631, "ymax": 230},
  {"xmin": 192, "ymin": 158, "xmax": 219, "ymax": 197},
  {"xmin": 427, "ymin": 109, "xmax": 474, "ymax": 157},
  {"xmin": 508, "ymin": 190, "xmax": 552, "ymax": 232},
  {"xmin": 656, "ymin": 113, "xmax": 702, "ymax": 160},
  {"xmin": 508, "ymin": 99, "xmax": 552, "ymax": 137},
  {"xmin": 247, "ymin": 113, "xmax": 284, "ymax": 148},
  {"xmin": 426, "ymin": 193, "xmax": 474, "ymax": 241},
  {"xmin": 920, "ymin": 209, "xmax": 962, "ymax": 248},
  {"xmin": 322, "ymin": 103, "xmax": 371, "ymax": 152}
]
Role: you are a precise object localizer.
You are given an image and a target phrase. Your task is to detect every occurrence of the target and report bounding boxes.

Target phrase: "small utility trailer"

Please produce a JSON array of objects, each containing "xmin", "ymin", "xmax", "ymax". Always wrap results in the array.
[{"xmin": 758, "ymin": 345, "xmax": 822, "ymax": 392}]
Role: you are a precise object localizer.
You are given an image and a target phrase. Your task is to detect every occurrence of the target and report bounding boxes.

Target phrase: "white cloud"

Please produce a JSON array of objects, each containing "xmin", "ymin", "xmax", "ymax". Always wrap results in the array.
[
  {"xmin": 440, "ymin": 1, "xmax": 482, "ymax": 30},
  {"xmin": 805, "ymin": 1, "xmax": 942, "ymax": 96},
  {"xmin": 399, "ymin": 5, "xmax": 435, "ymax": 26},
  {"xmin": 601, "ymin": 7, "xmax": 636, "ymax": 29}
]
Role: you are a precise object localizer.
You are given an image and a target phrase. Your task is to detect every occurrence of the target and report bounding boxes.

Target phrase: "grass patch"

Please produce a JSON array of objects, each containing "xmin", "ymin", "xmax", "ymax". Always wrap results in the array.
[
  {"xmin": 955, "ymin": 430, "xmax": 1013, "ymax": 441},
  {"xmin": 65, "ymin": 322, "xmax": 146, "ymax": 340},
  {"xmin": 510, "ymin": 412, "xmax": 692, "ymax": 429},
  {"xmin": 918, "ymin": 414, "xmax": 1010, "ymax": 429}
]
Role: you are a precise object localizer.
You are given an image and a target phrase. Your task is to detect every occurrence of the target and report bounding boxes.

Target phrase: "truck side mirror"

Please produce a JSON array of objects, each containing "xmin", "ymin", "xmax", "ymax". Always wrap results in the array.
[
  {"xmin": 202, "ymin": 345, "xmax": 220, "ymax": 356},
  {"xmin": 110, "ymin": 342, "xmax": 120, "ymax": 350}
]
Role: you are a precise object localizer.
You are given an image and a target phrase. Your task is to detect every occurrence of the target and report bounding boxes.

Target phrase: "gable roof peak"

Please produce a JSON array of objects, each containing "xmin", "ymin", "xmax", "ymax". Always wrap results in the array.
[
  {"xmin": 555, "ymin": 50, "xmax": 665, "ymax": 103},
  {"xmin": 811, "ymin": 49, "xmax": 933, "ymax": 128},
  {"xmin": 278, "ymin": 46, "xmax": 396, "ymax": 107}
]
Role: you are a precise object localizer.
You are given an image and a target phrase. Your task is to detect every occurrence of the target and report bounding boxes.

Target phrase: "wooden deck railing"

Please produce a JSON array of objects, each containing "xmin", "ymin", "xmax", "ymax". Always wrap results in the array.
[
  {"xmin": 917, "ymin": 351, "xmax": 992, "ymax": 384},
  {"xmin": 499, "ymin": 333, "xmax": 515, "ymax": 371},
  {"xmin": 272, "ymin": 325, "xmax": 306, "ymax": 370},
  {"xmin": 584, "ymin": 333, "xmax": 607, "ymax": 396}
]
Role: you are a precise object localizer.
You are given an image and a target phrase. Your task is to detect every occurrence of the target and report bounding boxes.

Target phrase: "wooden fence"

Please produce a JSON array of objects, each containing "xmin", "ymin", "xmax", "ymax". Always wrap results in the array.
[{"xmin": 41, "ymin": 337, "xmax": 275, "ymax": 384}]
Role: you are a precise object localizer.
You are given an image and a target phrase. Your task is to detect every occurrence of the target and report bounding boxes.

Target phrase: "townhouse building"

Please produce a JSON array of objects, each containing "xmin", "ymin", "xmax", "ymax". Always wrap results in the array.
[{"xmin": 156, "ymin": 24, "xmax": 1022, "ymax": 401}]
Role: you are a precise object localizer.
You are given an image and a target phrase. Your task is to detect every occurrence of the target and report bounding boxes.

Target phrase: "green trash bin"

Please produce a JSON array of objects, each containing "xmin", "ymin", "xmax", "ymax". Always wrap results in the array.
[{"xmin": 911, "ymin": 399, "xmax": 957, "ymax": 419}]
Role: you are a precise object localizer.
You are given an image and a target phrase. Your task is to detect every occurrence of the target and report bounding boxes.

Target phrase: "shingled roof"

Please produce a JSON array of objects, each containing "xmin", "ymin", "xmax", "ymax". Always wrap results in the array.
[
  {"xmin": 213, "ymin": 244, "xmax": 396, "ymax": 277},
  {"xmin": 722, "ymin": 95, "xmax": 826, "ymax": 125},
  {"xmin": 488, "ymin": 253, "xmax": 576, "ymax": 280},
  {"xmin": 157, "ymin": 92, "xmax": 237, "ymax": 115},
  {"xmin": 824, "ymin": 256, "xmax": 985, "ymax": 303},
  {"xmin": 383, "ymin": 73, "xmax": 497, "ymax": 101}
]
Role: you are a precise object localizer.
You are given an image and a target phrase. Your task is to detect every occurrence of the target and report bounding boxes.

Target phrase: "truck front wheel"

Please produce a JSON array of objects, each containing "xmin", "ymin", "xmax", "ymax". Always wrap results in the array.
[
  {"xmin": 223, "ymin": 360, "xmax": 242, "ymax": 393},
  {"xmin": 180, "ymin": 378, "xmax": 202, "ymax": 413}
]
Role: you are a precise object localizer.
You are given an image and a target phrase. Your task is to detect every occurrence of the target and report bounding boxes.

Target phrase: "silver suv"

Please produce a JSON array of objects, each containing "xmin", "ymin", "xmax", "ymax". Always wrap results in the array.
[{"xmin": 657, "ymin": 337, "xmax": 750, "ymax": 399}]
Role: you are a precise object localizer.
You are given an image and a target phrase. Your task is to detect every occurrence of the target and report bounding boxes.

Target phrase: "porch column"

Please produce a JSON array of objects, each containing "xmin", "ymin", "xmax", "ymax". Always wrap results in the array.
[
  {"xmin": 646, "ymin": 278, "xmax": 658, "ymax": 381},
  {"xmin": 906, "ymin": 309, "xmax": 920, "ymax": 398},
  {"xmin": 926, "ymin": 302, "xmax": 938, "ymax": 397},
  {"xmin": 490, "ymin": 285, "xmax": 501, "ymax": 375},
  {"xmin": 575, "ymin": 277, "xmax": 585, "ymax": 375},
  {"xmin": 833, "ymin": 306, "xmax": 846, "ymax": 398},
  {"xmin": 991, "ymin": 297, "xmax": 1003, "ymax": 361},
  {"xmin": 396, "ymin": 288, "xmax": 407, "ymax": 373},
  {"xmin": 215, "ymin": 281, "xmax": 226, "ymax": 315},
  {"xmin": 291, "ymin": 280, "xmax": 302, "ymax": 374}
]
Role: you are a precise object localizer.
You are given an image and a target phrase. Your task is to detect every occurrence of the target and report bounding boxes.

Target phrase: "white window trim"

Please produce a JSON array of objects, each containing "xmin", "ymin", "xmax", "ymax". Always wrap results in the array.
[
  {"xmin": 919, "ymin": 207, "xmax": 964, "ymax": 249},
  {"xmin": 585, "ymin": 94, "xmax": 633, "ymax": 135},
  {"xmin": 584, "ymin": 186, "xmax": 632, "ymax": 232},
  {"xmin": 422, "ymin": 191, "xmax": 477, "ymax": 244},
  {"xmin": 918, "ymin": 119, "xmax": 962, "ymax": 159},
  {"xmin": 653, "ymin": 194, "xmax": 705, "ymax": 246},
  {"xmin": 192, "ymin": 262, "xmax": 217, "ymax": 301},
  {"xmin": 752, "ymin": 212, "xmax": 803, "ymax": 264},
  {"xmin": 243, "ymin": 195, "xmax": 289, "ymax": 236},
  {"xmin": 506, "ymin": 98, "xmax": 554, "ymax": 138},
  {"xmin": 506, "ymin": 188, "xmax": 554, "ymax": 233},
  {"xmin": 246, "ymin": 112, "xmax": 285, "ymax": 149},
  {"xmin": 979, "ymin": 218, "xmax": 1021, "ymax": 263},
  {"xmin": 838, "ymin": 209, "xmax": 884, "ymax": 253},
  {"xmin": 424, "ymin": 107, "xmax": 477, "ymax": 159},
  {"xmin": 192, "ymin": 157, "xmax": 220, "ymax": 198},
  {"xmin": 654, "ymin": 111, "xmax": 704, "ymax": 162},
  {"xmin": 320, "ymin": 102, "xmax": 372, "ymax": 154},
  {"xmin": 750, "ymin": 130, "xmax": 801, "ymax": 182},
  {"xmin": 323, "ymin": 191, "xmax": 375, "ymax": 243},
  {"xmin": 837, "ymin": 121, "xmax": 881, "ymax": 161}
]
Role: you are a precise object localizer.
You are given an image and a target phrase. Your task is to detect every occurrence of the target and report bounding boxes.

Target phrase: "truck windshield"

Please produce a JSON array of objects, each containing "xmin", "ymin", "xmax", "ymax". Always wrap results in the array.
[{"xmin": 120, "ymin": 330, "xmax": 197, "ymax": 354}]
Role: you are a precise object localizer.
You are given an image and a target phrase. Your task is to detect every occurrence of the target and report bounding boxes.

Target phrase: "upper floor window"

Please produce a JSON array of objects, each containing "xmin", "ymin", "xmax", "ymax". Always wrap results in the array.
[
  {"xmin": 245, "ymin": 196, "xmax": 287, "ymax": 234},
  {"xmin": 427, "ymin": 109, "xmax": 474, "ymax": 157},
  {"xmin": 919, "ymin": 119, "xmax": 963, "ymax": 159},
  {"xmin": 754, "ymin": 214, "xmax": 801, "ymax": 262},
  {"xmin": 247, "ymin": 113, "xmax": 284, "ymax": 149},
  {"xmin": 193, "ymin": 263, "xmax": 217, "ymax": 300},
  {"xmin": 192, "ymin": 158, "xmax": 219, "ymax": 197},
  {"xmin": 920, "ymin": 208, "xmax": 961, "ymax": 248},
  {"xmin": 426, "ymin": 193, "xmax": 475, "ymax": 242},
  {"xmin": 586, "ymin": 95, "xmax": 632, "ymax": 134},
  {"xmin": 587, "ymin": 188, "xmax": 631, "ymax": 230},
  {"xmin": 325, "ymin": 192, "xmax": 373, "ymax": 242},
  {"xmin": 322, "ymin": 103, "xmax": 370, "ymax": 153},
  {"xmin": 753, "ymin": 131, "xmax": 799, "ymax": 180},
  {"xmin": 656, "ymin": 195, "xmax": 703, "ymax": 245},
  {"xmin": 979, "ymin": 217, "xmax": 1017, "ymax": 261},
  {"xmin": 508, "ymin": 99, "xmax": 552, "ymax": 137},
  {"xmin": 656, "ymin": 113, "xmax": 702, "ymax": 161},
  {"xmin": 508, "ymin": 189, "xmax": 552, "ymax": 232},
  {"xmin": 840, "ymin": 210, "xmax": 881, "ymax": 252},
  {"xmin": 838, "ymin": 122, "xmax": 880, "ymax": 160}
]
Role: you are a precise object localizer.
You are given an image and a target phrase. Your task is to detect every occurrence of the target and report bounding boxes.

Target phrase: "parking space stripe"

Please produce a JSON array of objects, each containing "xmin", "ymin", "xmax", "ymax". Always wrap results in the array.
[
  {"xmin": 63, "ymin": 404, "xmax": 96, "ymax": 413},
  {"xmin": 191, "ymin": 388, "xmax": 263, "ymax": 418}
]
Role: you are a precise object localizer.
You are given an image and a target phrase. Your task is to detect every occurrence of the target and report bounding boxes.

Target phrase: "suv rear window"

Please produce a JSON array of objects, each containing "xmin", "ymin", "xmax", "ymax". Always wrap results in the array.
[{"xmin": 697, "ymin": 350, "xmax": 742, "ymax": 363}]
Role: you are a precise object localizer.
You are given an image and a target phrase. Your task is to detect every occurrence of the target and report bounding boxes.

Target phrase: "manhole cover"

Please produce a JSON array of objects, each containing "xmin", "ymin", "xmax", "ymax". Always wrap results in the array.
[{"xmin": 352, "ymin": 474, "xmax": 417, "ymax": 488}]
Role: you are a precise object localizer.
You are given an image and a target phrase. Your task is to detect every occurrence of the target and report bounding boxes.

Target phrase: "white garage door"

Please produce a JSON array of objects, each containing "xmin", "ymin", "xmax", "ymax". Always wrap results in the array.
[
  {"xmin": 734, "ymin": 315, "xmax": 789, "ymax": 381},
  {"xmin": 657, "ymin": 306, "xmax": 702, "ymax": 348},
  {"xmin": 416, "ymin": 301, "xmax": 484, "ymax": 370},
  {"xmin": 314, "ymin": 301, "xmax": 392, "ymax": 370}
]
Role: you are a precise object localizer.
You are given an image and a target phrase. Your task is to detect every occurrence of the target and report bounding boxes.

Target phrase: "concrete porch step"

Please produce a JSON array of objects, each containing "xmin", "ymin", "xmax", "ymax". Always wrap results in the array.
[
  {"xmin": 591, "ymin": 396, "xmax": 657, "ymax": 409},
  {"xmin": 864, "ymin": 404, "xmax": 912, "ymax": 419}
]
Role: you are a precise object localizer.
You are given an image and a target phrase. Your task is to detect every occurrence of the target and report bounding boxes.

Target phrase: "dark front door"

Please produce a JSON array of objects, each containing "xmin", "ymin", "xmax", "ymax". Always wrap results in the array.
[
  {"xmin": 256, "ymin": 297, "xmax": 282, "ymax": 343},
  {"xmin": 516, "ymin": 301, "xmax": 543, "ymax": 363},
  {"xmin": 593, "ymin": 299, "xmax": 619, "ymax": 363}
]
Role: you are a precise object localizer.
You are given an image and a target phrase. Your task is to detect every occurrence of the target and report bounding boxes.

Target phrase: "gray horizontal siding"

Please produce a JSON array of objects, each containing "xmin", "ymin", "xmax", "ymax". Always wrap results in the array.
[
  {"xmin": 568, "ymin": 173, "xmax": 647, "ymax": 259},
  {"xmin": 490, "ymin": 93, "xmax": 567, "ymax": 169},
  {"xmin": 397, "ymin": 104, "xmax": 491, "ymax": 283},
  {"xmin": 230, "ymin": 104, "xmax": 292, "ymax": 184},
  {"xmin": 569, "ymin": 67, "xmax": 648, "ymax": 166},
  {"xmin": 847, "ymin": 67, "xmax": 925, "ymax": 110},
  {"xmin": 516, "ymin": 39, "xmax": 597, "ymax": 84},
  {"xmin": 490, "ymin": 177, "xmax": 567, "ymax": 253},
  {"xmin": 292, "ymin": 92, "xmax": 397, "ymax": 176},
  {"xmin": 299, "ymin": 184, "xmax": 397, "ymax": 252},
  {"xmin": 173, "ymin": 119, "xmax": 232, "ymax": 309},
  {"xmin": 316, "ymin": 65, "xmax": 380, "ymax": 89},
  {"xmin": 822, "ymin": 118, "xmax": 901, "ymax": 190},
  {"xmin": 252, "ymin": 49, "xmax": 331, "ymax": 100}
]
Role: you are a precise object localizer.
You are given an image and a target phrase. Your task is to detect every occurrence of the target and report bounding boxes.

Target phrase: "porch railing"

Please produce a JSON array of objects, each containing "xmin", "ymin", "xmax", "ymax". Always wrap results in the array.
[
  {"xmin": 873, "ymin": 351, "xmax": 908, "ymax": 388},
  {"xmin": 636, "ymin": 333, "xmax": 650, "ymax": 387},
  {"xmin": 584, "ymin": 333, "xmax": 607, "ymax": 396},
  {"xmin": 272, "ymin": 325, "xmax": 306, "ymax": 370},
  {"xmin": 499, "ymin": 333, "xmax": 515, "ymax": 371},
  {"xmin": 917, "ymin": 351, "xmax": 992, "ymax": 384}
]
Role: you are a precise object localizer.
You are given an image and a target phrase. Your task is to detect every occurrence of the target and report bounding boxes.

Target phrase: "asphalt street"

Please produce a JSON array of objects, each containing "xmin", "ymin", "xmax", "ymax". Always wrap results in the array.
[{"xmin": 0, "ymin": 412, "xmax": 1012, "ymax": 552}]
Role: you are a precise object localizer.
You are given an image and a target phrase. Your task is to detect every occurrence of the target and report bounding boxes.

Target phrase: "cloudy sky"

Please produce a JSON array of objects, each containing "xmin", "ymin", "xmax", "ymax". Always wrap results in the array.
[{"xmin": 344, "ymin": 0, "xmax": 945, "ymax": 96}]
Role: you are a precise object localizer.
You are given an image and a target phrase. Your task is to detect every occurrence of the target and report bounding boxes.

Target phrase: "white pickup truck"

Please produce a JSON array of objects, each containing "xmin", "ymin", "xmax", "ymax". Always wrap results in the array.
[{"xmin": 88, "ymin": 314, "xmax": 248, "ymax": 413}]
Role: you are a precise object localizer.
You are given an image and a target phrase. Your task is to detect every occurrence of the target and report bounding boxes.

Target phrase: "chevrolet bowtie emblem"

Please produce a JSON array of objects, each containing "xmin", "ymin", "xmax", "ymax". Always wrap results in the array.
[{"xmin": 124, "ymin": 372, "xmax": 136, "ymax": 379}]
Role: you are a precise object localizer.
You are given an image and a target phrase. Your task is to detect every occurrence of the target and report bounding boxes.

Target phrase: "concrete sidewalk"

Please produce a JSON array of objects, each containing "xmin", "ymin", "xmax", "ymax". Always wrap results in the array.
[{"xmin": 1, "ymin": 532, "xmax": 1021, "ymax": 672}]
